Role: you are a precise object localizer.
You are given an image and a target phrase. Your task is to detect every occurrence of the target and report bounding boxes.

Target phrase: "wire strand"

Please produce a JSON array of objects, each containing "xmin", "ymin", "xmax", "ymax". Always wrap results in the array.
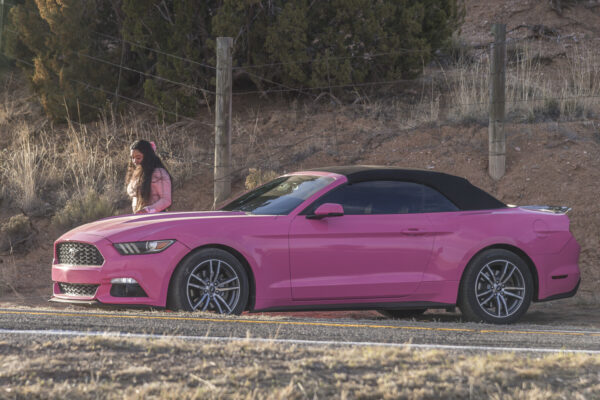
[
  {"xmin": 70, "ymin": 78, "xmax": 214, "ymax": 126},
  {"xmin": 93, "ymin": 31, "xmax": 216, "ymax": 70},
  {"xmin": 76, "ymin": 51, "xmax": 215, "ymax": 95}
]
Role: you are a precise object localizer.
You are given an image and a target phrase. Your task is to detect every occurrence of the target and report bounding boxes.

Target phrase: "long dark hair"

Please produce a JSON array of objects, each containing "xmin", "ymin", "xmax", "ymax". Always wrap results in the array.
[{"xmin": 126, "ymin": 140, "xmax": 171, "ymax": 204}]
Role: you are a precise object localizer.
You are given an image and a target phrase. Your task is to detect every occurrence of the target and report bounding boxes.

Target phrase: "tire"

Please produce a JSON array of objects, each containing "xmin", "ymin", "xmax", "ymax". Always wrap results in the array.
[
  {"xmin": 378, "ymin": 309, "xmax": 427, "ymax": 319},
  {"xmin": 168, "ymin": 248, "xmax": 249, "ymax": 315},
  {"xmin": 458, "ymin": 249, "xmax": 533, "ymax": 324}
]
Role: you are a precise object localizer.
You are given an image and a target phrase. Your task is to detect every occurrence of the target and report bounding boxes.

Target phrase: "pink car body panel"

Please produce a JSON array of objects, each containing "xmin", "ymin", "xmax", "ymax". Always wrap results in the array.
[{"xmin": 52, "ymin": 170, "xmax": 581, "ymax": 312}]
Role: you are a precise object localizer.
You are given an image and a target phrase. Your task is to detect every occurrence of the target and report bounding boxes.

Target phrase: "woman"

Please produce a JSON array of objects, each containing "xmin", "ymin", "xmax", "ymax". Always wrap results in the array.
[{"xmin": 126, "ymin": 140, "xmax": 172, "ymax": 213}]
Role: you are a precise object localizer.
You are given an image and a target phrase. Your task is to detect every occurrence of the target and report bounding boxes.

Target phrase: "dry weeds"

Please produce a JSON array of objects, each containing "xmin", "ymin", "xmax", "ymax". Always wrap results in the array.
[
  {"xmin": 447, "ymin": 43, "xmax": 600, "ymax": 122},
  {"xmin": 0, "ymin": 335, "xmax": 598, "ymax": 399}
]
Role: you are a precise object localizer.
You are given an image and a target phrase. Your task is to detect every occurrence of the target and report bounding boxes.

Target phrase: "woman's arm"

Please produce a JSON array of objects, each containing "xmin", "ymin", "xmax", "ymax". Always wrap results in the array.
[{"xmin": 143, "ymin": 168, "xmax": 172, "ymax": 213}]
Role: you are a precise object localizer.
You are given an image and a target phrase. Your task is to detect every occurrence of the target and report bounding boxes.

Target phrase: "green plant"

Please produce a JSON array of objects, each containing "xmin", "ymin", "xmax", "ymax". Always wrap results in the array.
[
  {"xmin": 0, "ymin": 213, "xmax": 32, "ymax": 251},
  {"xmin": 51, "ymin": 190, "xmax": 115, "ymax": 233},
  {"xmin": 5, "ymin": 0, "xmax": 121, "ymax": 121}
]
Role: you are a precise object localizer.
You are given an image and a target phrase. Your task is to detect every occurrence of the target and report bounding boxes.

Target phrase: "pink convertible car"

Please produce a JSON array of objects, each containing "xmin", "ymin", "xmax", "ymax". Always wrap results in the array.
[{"xmin": 51, "ymin": 166, "xmax": 580, "ymax": 324}]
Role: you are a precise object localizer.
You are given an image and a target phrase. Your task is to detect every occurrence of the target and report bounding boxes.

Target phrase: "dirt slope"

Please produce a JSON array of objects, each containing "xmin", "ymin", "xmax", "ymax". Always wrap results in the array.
[{"xmin": 0, "ymin": 0, "xmax": 599, "ymax": 306}]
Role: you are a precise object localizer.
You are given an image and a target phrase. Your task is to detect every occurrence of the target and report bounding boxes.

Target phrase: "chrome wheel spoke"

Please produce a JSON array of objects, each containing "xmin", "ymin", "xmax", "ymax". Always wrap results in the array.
[
  {"xmin": 192, "ymin": 293, "xmax": 209, "ymax": 311},
  {"xmin": 217, "ymin": 277, "xmax": 238, "ymax": 287},
  {"xmin": 214, "ymin": 294, "xmax": 233, "ymax": 313},
  {"xmin": 216, "ymin": 286, "xmax": 240, "ymax": 292},
  {"xmin": 190, "ymin": 273, "xmax": 208, "ymax": 286},
  {"xmin": 504, "ymin": 286, "xmax": 524, "ymax": 291},
  {"xmin": 191, "ymin": 273, "xmax": 208, "ymax": 285},
  {"xmin": 501, "ymin": 265, "xmax": 517, "ymax": 284},
  {"xmin": 213, "ymin": 295, "xmax": 224, "ymax": 314},
  {"xmin": 202, "ymin": 296, "xmax": 211, "ymax": 311},
  {"xmin": 214, "ymin": 261, "xmax": 221, "ymax": 284},
  {"xmin": 480, "ymin": 293, "xmax": 495, "ymax": 306},
  {"xmin": 477, "ymin": 289, "xmax": 493, "ymax": 297},
  {"xmin": 499, "ymin": 295, "xmax": 509, "ymax": 316},
  {"xmin": 498, "ymin": 262, "xmax": 509, "ymax": 282},
  {"xmin": 496, "ymin": 296, "xmax": 502, "ymax": 316},
  {"xmin": 504, "ymin": 290, "xmax": 524, "ymax": 300},
  {"xmin": 481, "ymin": 266, "xmax": 495, "ymax": 285},
  {"xmin": 188, "ymin": 282, "xmax": 203, "ymax": 290}
]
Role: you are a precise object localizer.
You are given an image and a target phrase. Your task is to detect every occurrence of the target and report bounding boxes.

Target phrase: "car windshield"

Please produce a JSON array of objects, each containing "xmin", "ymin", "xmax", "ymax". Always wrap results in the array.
[{"xmin": 221, "ymin": 175, "xmax": 335, "ymax": 215}]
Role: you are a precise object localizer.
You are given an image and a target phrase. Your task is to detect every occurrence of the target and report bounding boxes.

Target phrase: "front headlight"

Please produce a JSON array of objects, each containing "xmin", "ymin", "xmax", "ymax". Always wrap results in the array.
[{"xmin": 113, "ymin": 240, "xmax": 175, "ymax": 255}]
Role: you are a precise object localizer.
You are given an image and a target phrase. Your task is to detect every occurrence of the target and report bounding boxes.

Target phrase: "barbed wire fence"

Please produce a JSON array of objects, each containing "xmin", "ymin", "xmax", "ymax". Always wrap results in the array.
[{"xmin": 0, "ymin": 2, "xmax": 598, "ymax": 200}]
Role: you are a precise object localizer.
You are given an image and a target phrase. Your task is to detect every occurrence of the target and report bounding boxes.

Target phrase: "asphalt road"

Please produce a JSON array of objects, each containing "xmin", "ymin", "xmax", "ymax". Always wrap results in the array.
[{"xmin": 1, "ymin": 306, "xmax": 599, "ymax": 353}]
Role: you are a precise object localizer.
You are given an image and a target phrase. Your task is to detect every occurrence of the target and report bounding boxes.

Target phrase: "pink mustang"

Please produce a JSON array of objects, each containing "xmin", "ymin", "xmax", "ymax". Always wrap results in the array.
[{"xmin": 51, "ymin": 166, "xmax": 580, "ymax": 324}]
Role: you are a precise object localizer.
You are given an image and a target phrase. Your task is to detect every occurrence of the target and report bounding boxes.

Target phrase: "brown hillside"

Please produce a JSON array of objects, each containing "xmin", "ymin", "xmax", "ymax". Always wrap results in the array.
[{"xmin": 0, "ymin": 0, "xmax": 599, "ymax": 307}]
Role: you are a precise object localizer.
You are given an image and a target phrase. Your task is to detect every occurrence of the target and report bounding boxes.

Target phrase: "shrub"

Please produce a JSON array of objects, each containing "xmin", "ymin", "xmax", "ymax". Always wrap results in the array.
[
  {"xmin": 5, "ymin": 0, "xmax": 122, "ymax": 121},
  {"xmin": 0, "ymin": 213, "xmax": 32, "ymax": 252},
  {"xmin": 7, "ymin": 0, "xmax": 464, "ymax": 121},
  {"xmin": 245, "ymin": 168, "xmax": 279, "ymax": 190},
  {"xmin": 213, "ymin": 0, "xmax": 464, "ymax": 89},
  {"xmin": 51, "ymin": 190, "xmax": 115, "ymax": 233}
]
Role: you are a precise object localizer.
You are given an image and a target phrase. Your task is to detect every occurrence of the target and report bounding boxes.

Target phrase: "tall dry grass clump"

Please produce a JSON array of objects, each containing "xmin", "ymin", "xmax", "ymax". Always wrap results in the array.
[
  {"xmin": 446, "ymin": 43, "xmax": 599, "ymax": 122},
  {"xmin": 0, "ymin": 122, "xmax": 49, "ymax": 212},
  {"xmin": 558, "ymin": 45, "xmax": 600, "ymax": 117}
]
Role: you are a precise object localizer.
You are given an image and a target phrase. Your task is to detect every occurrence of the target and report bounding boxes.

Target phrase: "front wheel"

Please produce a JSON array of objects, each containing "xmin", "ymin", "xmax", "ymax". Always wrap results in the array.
[
  {"xmin": 458, "ymin": 249, "xmax": 533, "ymax": 324},
  {"xmin": 168, "ymin": 248, "xmax": 249, "ymax": 315}
]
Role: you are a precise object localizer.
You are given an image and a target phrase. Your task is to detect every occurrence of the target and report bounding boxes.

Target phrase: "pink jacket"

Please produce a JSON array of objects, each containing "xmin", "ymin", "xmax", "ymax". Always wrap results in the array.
[{"xmin": 127, "ymin": 168, "xmax": 171, "ymax": 213}]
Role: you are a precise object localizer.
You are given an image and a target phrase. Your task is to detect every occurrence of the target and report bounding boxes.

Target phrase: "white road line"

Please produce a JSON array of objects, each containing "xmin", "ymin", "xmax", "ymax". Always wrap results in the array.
[
  {"xmin": 1, "ymin": 328, "xmax": 599, "ymax": 354},
  {"xmin": 499, "ymin": 327, "xmax": 600, "ymax": 335}
]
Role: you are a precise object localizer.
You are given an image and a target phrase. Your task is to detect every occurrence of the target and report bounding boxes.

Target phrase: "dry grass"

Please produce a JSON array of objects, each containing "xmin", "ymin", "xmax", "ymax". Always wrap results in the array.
[
  {"xmin": 447, "ymin": 43, "xmax": 600, "ymax": 122},
  {"xmin": 0, "ymin": 96, "xmax": 215, "ymax": 222},
  {"xmin": 0, "ymin": 335, "xmax": 598, "ymax": 399},
  {"xmin": 0, "ymin": 122, "xmax": 48, "ymax": 212},
  {"xmin": 0, "ymin": 256, "xmax": 19, "ymax": 297}
]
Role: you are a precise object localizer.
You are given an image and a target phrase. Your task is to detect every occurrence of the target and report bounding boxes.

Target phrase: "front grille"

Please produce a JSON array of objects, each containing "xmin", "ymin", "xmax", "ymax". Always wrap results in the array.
[
  {"xmin": 58, "ymin": 282, "xmax": 99, "ymax": 297},
  {"xmin": 57, "ymin": 242, "xmax": 104, "ymax": 266}
]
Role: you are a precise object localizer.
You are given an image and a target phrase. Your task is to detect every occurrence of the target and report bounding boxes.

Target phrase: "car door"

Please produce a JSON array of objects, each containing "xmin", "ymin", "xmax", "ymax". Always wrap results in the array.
[{"xmin": 288, "ymin": 181, "xmax": 454, "ymax": 300}]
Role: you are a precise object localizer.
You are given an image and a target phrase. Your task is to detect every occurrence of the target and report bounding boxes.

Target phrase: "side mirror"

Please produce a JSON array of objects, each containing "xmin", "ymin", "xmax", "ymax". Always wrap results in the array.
[{"xmin": 306, "ymin": 203, "xmax": 344, "ymax": 220}]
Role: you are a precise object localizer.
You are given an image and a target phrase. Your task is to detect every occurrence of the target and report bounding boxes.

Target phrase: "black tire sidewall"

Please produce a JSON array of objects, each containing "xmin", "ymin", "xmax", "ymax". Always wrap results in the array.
[
  {"xmin": 168, "ymin": 248, "xmax": 249, "ymax": 314},
  {"xmin": 459, "ymin": 249, "xmax": 533, "ymax": 324}
]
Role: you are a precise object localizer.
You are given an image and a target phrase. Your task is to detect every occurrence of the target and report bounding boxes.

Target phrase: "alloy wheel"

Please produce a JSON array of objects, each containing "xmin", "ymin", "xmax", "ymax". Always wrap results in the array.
[
  {"xmin": 186, "ymin": 258, "xmax": 241, "ymax": 314},
  {"xmin": 475, "ymin": 259, "xmax": 526, "ymax": 319}
]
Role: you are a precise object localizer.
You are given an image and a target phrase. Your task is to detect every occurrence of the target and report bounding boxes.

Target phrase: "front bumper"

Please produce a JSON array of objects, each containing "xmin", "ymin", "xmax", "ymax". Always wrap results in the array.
[{"xmin": 51, "ymin": 236, "xmax": 190, "ymax": 307}]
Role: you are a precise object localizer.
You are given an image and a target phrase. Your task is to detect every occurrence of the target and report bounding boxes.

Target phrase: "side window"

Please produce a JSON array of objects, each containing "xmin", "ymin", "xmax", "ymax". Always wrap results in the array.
[
  {"xmin": 421, "ymin": 185, "xmax": 459, "ymax": 213},
  {"xmin": 302, "ymin": 181, "xmax": 458, "ymax": 215}
]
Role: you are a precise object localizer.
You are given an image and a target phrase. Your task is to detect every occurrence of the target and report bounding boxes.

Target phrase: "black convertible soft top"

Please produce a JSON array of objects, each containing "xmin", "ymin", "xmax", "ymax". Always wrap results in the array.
[{"xmin": 310, "ymin": 166, "xmax": 506, "ymax": 211}]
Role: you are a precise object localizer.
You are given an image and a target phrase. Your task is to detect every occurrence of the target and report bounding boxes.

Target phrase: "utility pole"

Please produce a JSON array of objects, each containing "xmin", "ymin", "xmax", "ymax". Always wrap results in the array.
[
  {"xmin": 489, "ymin": 23, "xmax": 506, "ymax": 180},
  {"xmin": 213, "ymin": 37, "xmax": 233, "ymax": 209}
]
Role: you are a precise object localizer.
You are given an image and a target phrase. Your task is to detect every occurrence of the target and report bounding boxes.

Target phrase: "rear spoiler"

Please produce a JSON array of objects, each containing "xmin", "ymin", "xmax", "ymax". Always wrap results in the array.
[{"xmin": 520, "ymin": 205, "xmax": 572, "ymax": 214}]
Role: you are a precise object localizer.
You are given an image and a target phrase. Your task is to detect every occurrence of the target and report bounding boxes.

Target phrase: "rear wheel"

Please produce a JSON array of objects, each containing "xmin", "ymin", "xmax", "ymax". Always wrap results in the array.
[
  {"xmin": 378, "ymin": 309, "xmax": 427, "ymax": 319},
  {"xmin": 458, "ymin": 249, "xmax": 533, "ymax": 324},
  {"xmin": 168, "ymin": 248, "xmax": 249, "ymax": 315}
]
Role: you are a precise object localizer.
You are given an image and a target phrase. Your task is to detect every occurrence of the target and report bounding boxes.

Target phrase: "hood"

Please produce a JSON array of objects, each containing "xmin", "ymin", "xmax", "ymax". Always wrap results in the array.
[{"xmin": 59, "ymin": 211, "xmax": 249, "ymax": 242}]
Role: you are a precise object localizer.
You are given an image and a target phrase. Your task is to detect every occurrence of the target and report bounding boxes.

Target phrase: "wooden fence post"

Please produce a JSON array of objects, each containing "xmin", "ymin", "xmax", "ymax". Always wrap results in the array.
[
  {"xmin": 213, "ymin": 37, "xmax": 233, "ymax": 209},
  {"xmin": 489, "ymin": 23, "xmax": 506, "ymax": 180}
]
